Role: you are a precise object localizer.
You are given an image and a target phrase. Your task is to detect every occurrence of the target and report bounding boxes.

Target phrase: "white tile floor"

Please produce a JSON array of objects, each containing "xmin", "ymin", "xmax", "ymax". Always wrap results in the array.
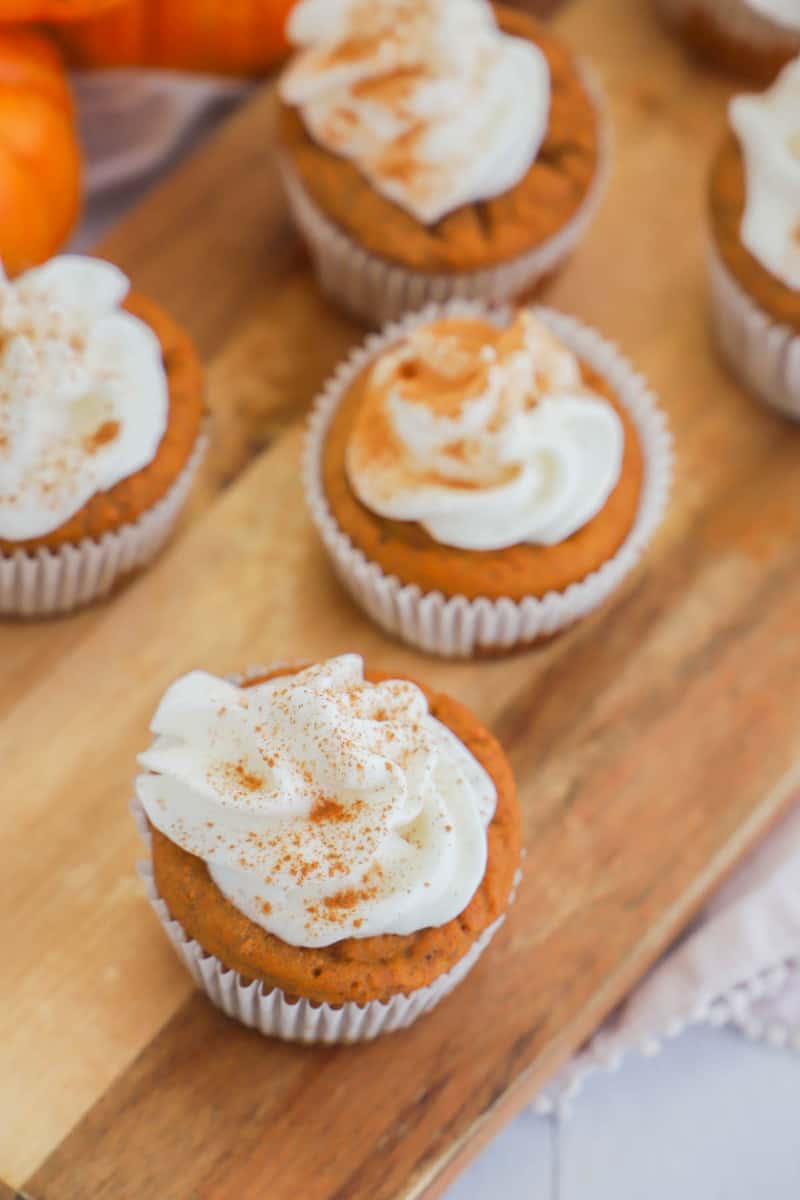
[{"xmin": 446, "ymin": 1028, "xmax": 800, "ymax": 1199}]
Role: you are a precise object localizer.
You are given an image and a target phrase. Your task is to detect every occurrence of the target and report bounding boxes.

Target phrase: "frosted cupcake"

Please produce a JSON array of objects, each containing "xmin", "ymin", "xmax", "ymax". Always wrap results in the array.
[
  {"xmin": 277, "ymin": 0, "xmax": 607, "ymax": 326},
  {"xmin": 135, "ymin": 655, "xmax": 521, "ymax": 1042},
  {"xmin": 708, "ymin": 60, "xmax": 800, "ymax": 418},
  {"xmin": 0, "ymin": 255, "xmax": 207, "ymax": 616},
  {"xmin": 656, "ymin": 0, "xmax": 800, "ymax": 81},
  {"xmin": 305, "ymin": 303, "xmax": 672, "ymax": 657}
]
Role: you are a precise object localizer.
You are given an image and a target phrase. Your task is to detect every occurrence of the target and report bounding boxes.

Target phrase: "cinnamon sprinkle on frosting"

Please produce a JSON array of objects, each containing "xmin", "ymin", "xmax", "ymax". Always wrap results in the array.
[
  {"xmin": 342, "ymin": 310, "xmax": 626, "ymax": 553},
  {"xmin": 83, "ymin": 420, "xmax": 121, "ymax": 454},
  {"xmin": 136, "ymin": 655, "xmax": 498, "ymax": 947},
  {"xmin": 280, "ymin": 0, "xmax": 551, "ymax": 224}
]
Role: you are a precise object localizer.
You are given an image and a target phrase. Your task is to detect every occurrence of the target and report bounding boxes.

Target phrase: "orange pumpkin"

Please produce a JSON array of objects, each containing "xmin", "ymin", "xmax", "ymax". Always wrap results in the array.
[
  {"xmin": 57, "ymin": 0, "xmax": 296, "ymax": 75},
  {"xmin": 0, "ymin": 28, "xmax": 81, "ymax": 275},
  {"xmin": 0, "ymin": 1, "xmax": 123, "ymax": 20}
]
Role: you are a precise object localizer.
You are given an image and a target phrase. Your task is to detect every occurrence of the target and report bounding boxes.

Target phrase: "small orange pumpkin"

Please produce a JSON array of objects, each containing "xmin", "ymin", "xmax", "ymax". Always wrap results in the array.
[
  {"xmin": 57, "ymin": 0, "xmax": 296, "ymax": 76},
  {"xmin": 0, "ymin": 27, "xmax": 81, "ymax": 274},
  {"xmin": 0, "ymin": 1, "xmax": 123, "ymax": 20}
]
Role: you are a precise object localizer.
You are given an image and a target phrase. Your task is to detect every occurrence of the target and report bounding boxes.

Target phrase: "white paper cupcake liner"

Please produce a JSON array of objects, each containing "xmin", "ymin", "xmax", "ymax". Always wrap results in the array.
[
  {"xmin": 708, "ymin": 244, "xmax": 800, "ymax": 420},
  {"xmin": 303, "ymin": 300, "xmax": 673, "ymax": 658},
  {"xmin": 655, "ymin": 0, "xmax": 800, "ymax": 57},
  {"xmin": 132, "ymin": 794, "xmax": 515, "ymax": 1044},
  {"xmin": 278, "ymin": 65, "xmax": 610, "ymax": 327},
  {"xmin": 0, "ymin": 428, "xmax": 208, "ymax": 618}
]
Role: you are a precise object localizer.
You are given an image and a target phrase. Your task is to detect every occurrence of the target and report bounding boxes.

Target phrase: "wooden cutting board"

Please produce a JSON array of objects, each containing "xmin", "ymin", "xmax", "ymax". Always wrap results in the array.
[{"xmin": 3, "ymin": 1, "xmax": 800, "ymax": 1196}]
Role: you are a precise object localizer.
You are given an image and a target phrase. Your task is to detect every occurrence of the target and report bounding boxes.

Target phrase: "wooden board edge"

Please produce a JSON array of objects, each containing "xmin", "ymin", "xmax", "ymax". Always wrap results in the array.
[
  {"xmin": 0, "ymin": 1182, "xmax": 30, "ymax": 1200},
  {"xmin": 403, "ymin": 760, "xmax": 800, "ymax": 1200}
]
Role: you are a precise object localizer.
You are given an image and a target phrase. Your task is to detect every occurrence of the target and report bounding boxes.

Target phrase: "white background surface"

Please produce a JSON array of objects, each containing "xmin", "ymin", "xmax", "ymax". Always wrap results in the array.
[{"xmin": 446, "ymin": 1027, "xmax": 800, "ymax": 1198}]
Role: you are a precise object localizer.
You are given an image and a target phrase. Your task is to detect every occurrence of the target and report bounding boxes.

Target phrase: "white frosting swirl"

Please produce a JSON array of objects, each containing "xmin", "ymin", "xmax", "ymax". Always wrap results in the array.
[
  {"xmin": 746, "ymin": 0, "xmax": 800, "ymax": 31},
  {"xmin": 345, "ymin": 312, "xmax": 624, "ymax": 552},
  {"xmin": 730, "ymin": 57, "xmax": 800, "ymax": 291},
  {"xmin": 137, "ymin": 655, "xmax": 496, "ymax": 948},
  {"xmin": 280, "ymin": 0, "xmax": 550, "ymax": 224},
  {"xmin": 0, "ymin": 255, "xmax": 168, "ymax": 542}
]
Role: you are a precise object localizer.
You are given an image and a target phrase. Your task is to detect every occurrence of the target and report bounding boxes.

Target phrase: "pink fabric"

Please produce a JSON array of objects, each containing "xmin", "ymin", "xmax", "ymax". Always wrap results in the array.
[
  {"xmin": 69, "ymin": 73, "xmax": 800, "ymax": 1101},
  {"xmin": 539, "ymin": 796, "xmax": 800, "ymax": 1111},
  {"xmin": 70, "ymin": 70, "xmax": 251, "ymax": 249}
]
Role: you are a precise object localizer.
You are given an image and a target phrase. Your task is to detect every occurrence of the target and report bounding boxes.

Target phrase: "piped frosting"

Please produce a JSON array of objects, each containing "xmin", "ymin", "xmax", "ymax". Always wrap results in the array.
[
  {"xmin": 0, "ymin": 255, "xmax": 168, "ymax": 542},
  {"xmin": 731, "ymin": 57, "xmax": 800, "ymax": 291},
  {"xmin": 345, "ymin": 311, "xmax": 624, "ymax": 552},
  {"xmin": 137, "ymin": 656, "xmax": 497, "ymax": 948},
  {"xmin": 280, "ymin": 0, "xmax": 550, "ymax": 224}
]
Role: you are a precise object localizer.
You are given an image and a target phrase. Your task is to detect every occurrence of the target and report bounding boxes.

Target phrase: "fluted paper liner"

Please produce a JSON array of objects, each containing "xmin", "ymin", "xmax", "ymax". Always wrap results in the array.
[
  {"xmin": 132, "ymin": 788, "xmax": 515, "ymax": 1045},
  {"xmin": 303, "ymin": 301, "xmax": 673, "ymax": 658},
  {"xmin": 656, "ymin": 0, "xmax": 800, "ymax": 54},
  {"xmin": 0, "ymin": 428, "xmax": 208, "ymax": 618},
  {"xmin": 278, "ymin": 65, "xmax": 610, "ymax": 327},
  {"xmin": 709, "ymin": 245, "xmax": 800, "ymax": 420}
]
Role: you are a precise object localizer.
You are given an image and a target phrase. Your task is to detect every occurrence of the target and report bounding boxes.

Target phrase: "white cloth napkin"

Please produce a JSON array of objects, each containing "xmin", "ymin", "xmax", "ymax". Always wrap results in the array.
[{"xmin": 68, "ymin": 74, "xmax": 800, "ymax": 1104}]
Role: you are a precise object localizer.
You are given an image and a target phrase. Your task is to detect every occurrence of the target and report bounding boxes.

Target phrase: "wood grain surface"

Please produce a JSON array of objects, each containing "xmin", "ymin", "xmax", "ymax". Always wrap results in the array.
[{"xmin": 4, "ymin": 0, "xmax": 800, "ymax": 1197}]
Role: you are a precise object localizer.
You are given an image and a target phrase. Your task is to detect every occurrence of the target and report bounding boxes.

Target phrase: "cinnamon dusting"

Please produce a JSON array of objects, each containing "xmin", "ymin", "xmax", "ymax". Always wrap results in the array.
[
  {"xmin": 324, "ymin": 32, "xmax": 382, "ymax": 67},
  {"xmin": 352, "ymin": 66, "xmax": 427, "ymax": 108},
  {"xmin": 322, "ymin": 884, "xmax": 377, "ymax": 912},
  {"xmin": 309, "ymin": 795, "xmax": 350, "ymax": 823},
  {"xmin": 347, "ymin": 314, "xmax": 548, "ymax": 501},
  {"xmin": 376, "ymin": 123, "xmax": 428, "ymax": 190},
  {"xmin": 83, "ymin": 419, "xmax": 120, "ymax": 453},
  {"xmin": 219, "ymin": 760, "xmax": 263, "ymax": 792}
]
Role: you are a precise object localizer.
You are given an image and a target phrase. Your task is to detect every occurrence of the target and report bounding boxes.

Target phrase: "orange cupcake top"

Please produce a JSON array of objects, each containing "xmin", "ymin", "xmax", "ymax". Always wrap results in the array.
[
  {"xmin": 0, "ymin": 257, "xmax": 204, "ymax": 556},
  {"xmin": 139, "ymin": 655, "xmax": 503, "ymax": 947},
  {"xmin": 281, "ymin": 0, "xmax": 551, "ymax": 226},
  {"xmin": 709, "ymin": 61, "xmax": 800, "ymax": 332},
  {"xmin": 322, "ymin": 310, "xmax": 643, "ymax": 602},
  {"xmin": 146, "ymin": 660, "xmax": 521, "ymax": 1006},
  {"xmin": 278, "ymin": 4, "xmax": 600, "ymax": 272}
]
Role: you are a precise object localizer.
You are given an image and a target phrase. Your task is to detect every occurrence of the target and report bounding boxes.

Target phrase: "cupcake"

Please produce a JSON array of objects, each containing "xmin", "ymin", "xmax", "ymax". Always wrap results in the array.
[
  {"xmin": 708, "ymin": 60, "xmax": 800, "ymax": 419},
  {"xmin": 135, "ymin": 654, "xmax": 521, "ymax": 1042},
  {"xmin": 304, "ymin": 302, "xmax": 672, "ymax": 657},
  {"xmin": 0, "ymin": 255, "xmax": 207, "ymax": 616},
  {"xmin": 277, "ymin": 0, "xmax": 607, "ymax": 326},
  {"xmin": 655, "ymin": 0, "xmax": 800, "ymax": 82}
]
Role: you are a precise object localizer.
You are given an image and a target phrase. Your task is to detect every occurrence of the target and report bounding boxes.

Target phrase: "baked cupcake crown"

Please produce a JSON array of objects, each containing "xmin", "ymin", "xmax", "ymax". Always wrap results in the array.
[
  {"xmin": 137, "ymin": 654, "xmax": 497, "ymax": 947},
  {"xmin": 345, "ymin": 310, "xmax": 625, "ymax": 552},
  {"xmin": 280, "ymin": 0, "xmax": 551, "ymax": 224},
  {"xmin": 0, "ymin": 255, "xmax": 168, "ymax": 542}
]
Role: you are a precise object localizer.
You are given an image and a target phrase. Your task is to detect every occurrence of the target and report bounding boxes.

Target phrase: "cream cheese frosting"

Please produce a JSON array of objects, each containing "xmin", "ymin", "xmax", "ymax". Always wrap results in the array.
[
  {"xmin": 137, "ymin": 655, "xmax": 496, "ymax": 948},
  {"xmin": 731, "ymin": 58, "xmax": 800, "ymax": 292},
  {"xmin": 746, "ymin": 0, "xmax": 800, "ymax": 31},
  {"xmin": 0, "ymin": 255, "xmax": 168, "ymax": 542},
  {"xmin": 345, "ymin": 312, "xmax": 624, "ymax": 552},
  {"xmin": 280, "ymin": 0, "xmax": 551, "ymax": 225}
]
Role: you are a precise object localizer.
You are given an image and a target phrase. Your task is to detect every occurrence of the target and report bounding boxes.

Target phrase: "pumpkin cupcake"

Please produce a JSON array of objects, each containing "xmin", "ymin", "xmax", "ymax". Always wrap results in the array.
[
  {"xmin": 135, "ymin": 654, "xmax": 521, "ymax": 1042},
  {"xmin": 655, "ymin": 0, "xmax": 800, "ymax": 81},
  {"xmin": 708, "ymin": 60, "xmax": 800, "ymax": 418},
  {"xmin": 304, "ymin": 302, "xmax": 672, "ymax": 657},
  {"xmin": 277, "ymin": 0, "xmax": 608, "ymax": 326},
  {"xmin": 0, "ymin": 254, "xmax": 207, "ymax": 615}
]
